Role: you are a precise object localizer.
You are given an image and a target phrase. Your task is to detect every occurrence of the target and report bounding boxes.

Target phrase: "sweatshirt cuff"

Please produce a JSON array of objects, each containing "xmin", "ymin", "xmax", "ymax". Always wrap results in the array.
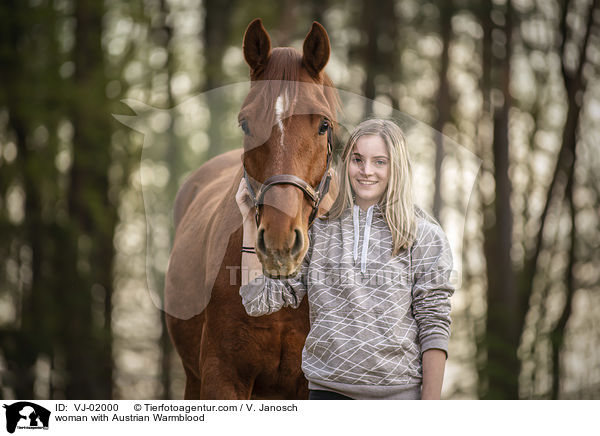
[
  {"xmin": 239, "ymin": 275, "xmax": 267, "ymax": 315},
  {"xmin": 420, "ymin": 334, "xmax": 449, "ymax": 358}
]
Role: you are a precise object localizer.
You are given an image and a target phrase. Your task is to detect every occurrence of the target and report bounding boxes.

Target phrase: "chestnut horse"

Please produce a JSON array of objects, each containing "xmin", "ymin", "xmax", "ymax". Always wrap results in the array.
[{"xmin": 165, "ymin": 19, "xmax": 340, "ymax": 399}]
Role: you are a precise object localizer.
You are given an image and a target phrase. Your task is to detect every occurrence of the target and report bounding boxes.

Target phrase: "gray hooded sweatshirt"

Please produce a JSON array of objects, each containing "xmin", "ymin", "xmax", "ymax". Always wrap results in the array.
[{"xmin": 239, "ymin": 204, "xmax": 454, "ymax": 399}]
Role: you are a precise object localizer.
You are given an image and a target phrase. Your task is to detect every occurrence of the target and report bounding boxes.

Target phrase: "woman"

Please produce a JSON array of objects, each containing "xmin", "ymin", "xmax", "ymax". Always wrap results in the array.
[{"xmin": 236, "ymin": 118, "xmax": 454, "ymax": 400}]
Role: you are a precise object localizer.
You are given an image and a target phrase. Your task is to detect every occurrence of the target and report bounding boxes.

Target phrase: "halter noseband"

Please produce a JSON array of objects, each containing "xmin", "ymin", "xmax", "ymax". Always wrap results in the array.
[{"xmin": 243, "ymin": 125, "xmax": 333, "ymax": 228}]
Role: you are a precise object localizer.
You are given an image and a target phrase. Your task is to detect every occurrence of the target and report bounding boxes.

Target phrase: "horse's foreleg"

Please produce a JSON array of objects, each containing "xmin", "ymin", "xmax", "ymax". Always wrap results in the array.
[
  {"xmin": 183, "ymin": 365, "xmax": 202, "ymax": 399},
  {"xmin": 165, "ymin": 312, "xmax": 205, "ymax": 399},
  {"xmin": 199, "ymin": 357, "xmax": 254, "ymax": 400}
]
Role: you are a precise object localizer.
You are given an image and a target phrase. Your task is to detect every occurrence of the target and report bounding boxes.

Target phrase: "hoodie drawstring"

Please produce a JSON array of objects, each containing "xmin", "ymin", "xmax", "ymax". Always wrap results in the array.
[{"xmin": 353, "ymin": 204, "xmax": 374, "ymax": 274}]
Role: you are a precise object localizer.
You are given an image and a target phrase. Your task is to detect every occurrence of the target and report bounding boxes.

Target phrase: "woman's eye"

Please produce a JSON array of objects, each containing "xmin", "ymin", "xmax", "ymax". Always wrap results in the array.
[
  {"xmin": 376, "ymin": 160, "xmax": 387, "ymax": 165},
  {"xmin": 240, "ymin": 119, "xmax": 250, "ymax": 135},
  {"xmin": 318, "ymin": 119, "xmax": 329, "ymax": 135},
  {"xmin": 352, "ymin": 157, "xmax": 362, "ymax": 164}
]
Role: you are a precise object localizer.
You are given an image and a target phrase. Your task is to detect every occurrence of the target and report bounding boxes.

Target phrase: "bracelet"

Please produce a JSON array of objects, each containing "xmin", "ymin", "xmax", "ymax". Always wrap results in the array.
[{"xmin": 241, "ymin": 246, "xmax": 256, "ymax": 254}]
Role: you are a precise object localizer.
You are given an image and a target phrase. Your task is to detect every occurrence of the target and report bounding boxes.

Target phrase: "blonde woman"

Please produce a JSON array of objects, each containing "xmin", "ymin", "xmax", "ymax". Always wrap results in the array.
[{"xmin": 236, "ymin": 119, "xmax": 454, "ymax": 400}]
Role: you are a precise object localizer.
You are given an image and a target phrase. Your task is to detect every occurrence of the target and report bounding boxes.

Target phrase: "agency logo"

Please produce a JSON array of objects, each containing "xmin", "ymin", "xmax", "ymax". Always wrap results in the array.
[{"xmin": 2, "ymin": 402, "xmax": 50, "ymax": 434}]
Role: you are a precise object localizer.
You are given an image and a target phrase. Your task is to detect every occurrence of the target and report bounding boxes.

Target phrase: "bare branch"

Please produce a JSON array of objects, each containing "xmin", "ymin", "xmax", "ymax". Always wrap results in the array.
[
  {"xmin": 575, "ymin": 0, "xmax": 598, "ymax": 87},
  {"xmin": 550, "ymin": 146, "xmax": 577, "ymax": 399},
  {"xmin": 559, "ymin": 0, "xmax": 571, "ymax": 90},
  {"xmin": 521, "ymin": 0, "xmax": 598, "ymax": 309}
]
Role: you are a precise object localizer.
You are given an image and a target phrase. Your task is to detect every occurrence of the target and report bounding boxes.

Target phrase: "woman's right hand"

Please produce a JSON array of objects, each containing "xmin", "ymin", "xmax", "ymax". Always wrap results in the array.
[{"xmin": 236, "ymin": 177, "xmax": 254, "ymax": 223}]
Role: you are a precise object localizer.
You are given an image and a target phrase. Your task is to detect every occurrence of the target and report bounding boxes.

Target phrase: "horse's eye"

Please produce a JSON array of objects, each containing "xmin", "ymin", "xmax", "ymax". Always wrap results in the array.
[
  {"xmin": 318, "ymin": 119, "xmax": 329, "ymax": 135},
  {"xmin": 239, "ymin": 119, "xmax": 250, "ymax": 135}
]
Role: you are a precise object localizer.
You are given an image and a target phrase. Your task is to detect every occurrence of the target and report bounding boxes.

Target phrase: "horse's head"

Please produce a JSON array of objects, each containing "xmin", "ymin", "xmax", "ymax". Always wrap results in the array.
[{"xmin": 240, "ymin": 19, "xmax": 339, "ymax": 278}]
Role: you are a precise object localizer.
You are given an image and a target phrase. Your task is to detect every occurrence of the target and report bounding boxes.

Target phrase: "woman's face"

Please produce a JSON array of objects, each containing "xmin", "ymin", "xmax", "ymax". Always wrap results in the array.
[{"xmin": 348, "ymin": 134, "xmax": 390, "ymax": 210}]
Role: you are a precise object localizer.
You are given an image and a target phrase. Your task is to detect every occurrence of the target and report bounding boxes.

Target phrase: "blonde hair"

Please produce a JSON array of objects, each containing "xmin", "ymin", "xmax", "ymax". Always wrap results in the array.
[{"xmin": 327, "ymin": 119, "xmax": 416, "ymax": 255}]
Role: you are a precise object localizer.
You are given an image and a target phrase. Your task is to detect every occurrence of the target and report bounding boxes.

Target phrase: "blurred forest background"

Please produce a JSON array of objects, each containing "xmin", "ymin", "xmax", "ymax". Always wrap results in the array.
[{"xmin": 0, "ymin": 0, "xmax": 599, "ymax": 400}]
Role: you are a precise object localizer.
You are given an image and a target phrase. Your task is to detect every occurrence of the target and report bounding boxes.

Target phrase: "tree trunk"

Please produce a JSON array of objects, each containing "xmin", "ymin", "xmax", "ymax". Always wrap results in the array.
[
  {"xmin": 479, "ymin": 0, "xmax": 520, "ymax": 399},
  {"xmin": 203, "ymin": 0, "xmax": 236, "ymax": 159},
  {"xmin": 359, "ymin": 0, "xmax": 397, "ymax": 117},
  {"xmin": 156, "ymin": 0, "xmax": 176, "ymax": 399},
  {"xmin": 432, "ymin": 0, "xmax": 453, "ymax": 221},
  {"xmin": 546, "ymin": 0, "xmax": 597, "ymax": 399},
  {"xmin": 0, "ymin": 0, "xmax": 40, "ymax": 400},
  {"xmin": 550, "ymin": 150, "xmax": 576, "ymax": 399},
  {"xmin": 67, "ymin": 0, "xmax": 115, "ymax": 399}
]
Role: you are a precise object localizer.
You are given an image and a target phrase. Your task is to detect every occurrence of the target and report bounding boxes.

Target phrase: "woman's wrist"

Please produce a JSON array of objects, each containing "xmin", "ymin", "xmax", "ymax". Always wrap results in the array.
[
  {"xmin": 421, "ymin": 349, "xmax": 446, "ymax": 400},
  {"xmin": 240, "ymin": 219, "xmax": 262, "ymax": 286},
  {"xmin": 242, "ymin": 217, "xmax": 257, "ymax": 237}
]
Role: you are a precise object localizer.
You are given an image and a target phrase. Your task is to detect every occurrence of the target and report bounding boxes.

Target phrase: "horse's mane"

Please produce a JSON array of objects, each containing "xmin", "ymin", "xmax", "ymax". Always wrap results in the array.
[{"xmin": 240, "ymin": 47, "xmax": 341, "ymax": 126}]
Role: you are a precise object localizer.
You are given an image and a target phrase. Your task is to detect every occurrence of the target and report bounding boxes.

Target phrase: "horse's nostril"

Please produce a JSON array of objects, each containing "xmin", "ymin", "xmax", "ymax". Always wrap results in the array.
[
  {"xmin": 257, "ymin": 228, "xmax": 267, "ymax": 254},
  {"xmin": 291, "ymin": 228, "xmax": 303, "ymax": 257}
]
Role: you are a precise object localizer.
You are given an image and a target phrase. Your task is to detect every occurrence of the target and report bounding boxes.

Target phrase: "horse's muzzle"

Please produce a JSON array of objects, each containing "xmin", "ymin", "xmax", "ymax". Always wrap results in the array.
[{"xmin": 256, "ymin": 227, "xmax": 306, "ymax": 278}]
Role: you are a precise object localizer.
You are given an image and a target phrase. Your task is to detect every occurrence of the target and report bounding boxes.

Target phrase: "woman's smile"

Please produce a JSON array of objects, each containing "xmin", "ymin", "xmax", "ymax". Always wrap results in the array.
[{"xmin": 348, "ymin": 134, "xmax": 390, "ymax": 210}]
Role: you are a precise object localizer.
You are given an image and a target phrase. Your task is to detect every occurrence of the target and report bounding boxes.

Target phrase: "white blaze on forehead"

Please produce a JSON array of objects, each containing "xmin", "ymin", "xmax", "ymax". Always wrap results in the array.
[
  {"xmin": 275, "ymin": 92, "xmax": 288, "ymax": 118},
  {"xmin": 275, "ymin": 91, "xmax": 290, "ymax": 148}
]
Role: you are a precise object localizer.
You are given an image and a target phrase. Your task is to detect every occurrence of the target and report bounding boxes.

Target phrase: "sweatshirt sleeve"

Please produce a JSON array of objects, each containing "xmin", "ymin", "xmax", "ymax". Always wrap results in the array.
[
  {"xmin": 411, "ymin": 219, "xmax": 455, "ymax": 357},
  {"xmin": 239, "ymin": 251, "xmax": 309, "ymax": 317}
]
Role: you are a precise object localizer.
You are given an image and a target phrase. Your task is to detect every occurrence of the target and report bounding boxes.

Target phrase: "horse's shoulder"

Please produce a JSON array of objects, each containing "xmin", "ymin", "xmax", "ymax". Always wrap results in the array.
[
  {"xmin": 173, "ymin": 149, "xmax": 242, "ymax": 228},
  {"xmin": 166, "ymin": 149, "xmax": 243, "ymax": 319}
]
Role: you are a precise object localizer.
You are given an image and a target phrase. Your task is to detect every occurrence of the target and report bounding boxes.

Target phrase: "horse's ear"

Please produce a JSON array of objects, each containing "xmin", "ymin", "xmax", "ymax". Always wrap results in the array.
[
  {"xmin": 243, "ymin": 18, "xmax": 271, "ymax": 76},
  {"xmin": 302, "ymin": 21, "xmax": 330, "ymax": 77}
]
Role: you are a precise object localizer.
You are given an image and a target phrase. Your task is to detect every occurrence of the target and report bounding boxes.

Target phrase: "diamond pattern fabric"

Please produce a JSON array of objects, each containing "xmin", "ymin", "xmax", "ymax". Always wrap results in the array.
[{"xmin": 240, "ymin": 205, "xmax": 454, "ymax": 399}]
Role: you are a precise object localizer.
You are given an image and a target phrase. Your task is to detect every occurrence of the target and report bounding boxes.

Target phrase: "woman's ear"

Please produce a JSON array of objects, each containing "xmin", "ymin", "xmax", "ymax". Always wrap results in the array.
[
  {"xmin": 243, "ymin": 18, "xmax": 271, "ymax": 77},
  {"xmin": 302, "ymin": 22, "xmax": 330, "ymax": 77}
]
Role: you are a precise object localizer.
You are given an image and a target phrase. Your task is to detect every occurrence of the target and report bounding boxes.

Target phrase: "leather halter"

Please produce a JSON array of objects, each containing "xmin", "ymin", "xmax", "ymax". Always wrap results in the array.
[{"xmin": 243, "ymin": 124, "xmax": 333, "ymax": 228}]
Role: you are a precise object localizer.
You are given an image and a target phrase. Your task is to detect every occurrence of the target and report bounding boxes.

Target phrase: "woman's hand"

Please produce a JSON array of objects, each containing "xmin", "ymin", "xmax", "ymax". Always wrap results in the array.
[
  {"xmin": 237, "ymin": 177, "xmax": 261, "ymax": 285},
  {"xmin": 236, "ymin": 177, "xmax": 254, "ymax": 224}
]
